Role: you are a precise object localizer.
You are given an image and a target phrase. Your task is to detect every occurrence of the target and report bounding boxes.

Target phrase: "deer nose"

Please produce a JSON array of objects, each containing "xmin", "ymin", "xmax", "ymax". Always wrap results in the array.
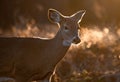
[{"xmin": 73, "ymin": 36, "xmax": 81, "ymax": 44}]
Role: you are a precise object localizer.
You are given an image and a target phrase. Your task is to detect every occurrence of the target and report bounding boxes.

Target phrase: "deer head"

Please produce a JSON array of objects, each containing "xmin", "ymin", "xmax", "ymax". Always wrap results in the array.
[{"xmin": 48, "ymin": 9, "xmax": 85, "ymax": 46}]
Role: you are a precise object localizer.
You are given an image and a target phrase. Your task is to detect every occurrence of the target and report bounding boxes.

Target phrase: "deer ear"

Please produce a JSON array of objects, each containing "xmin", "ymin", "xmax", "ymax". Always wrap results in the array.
[
  {"xmin": 71, "ymin": 10, "xmax": 86, "ymax": 23},
  {"xmin": 48, "ymin": 9, "xmax": 62, "ymax": 23}
]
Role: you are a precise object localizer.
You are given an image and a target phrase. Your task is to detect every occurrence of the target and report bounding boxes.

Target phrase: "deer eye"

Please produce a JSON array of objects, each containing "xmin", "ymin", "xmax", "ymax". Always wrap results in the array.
[
  {"xmin": 64, "ymin": 26, "xmax": 69, "ymax": 30},
  {"xmin": 64, "ymin": 26, "xmax": 69, "ymax": 32}
]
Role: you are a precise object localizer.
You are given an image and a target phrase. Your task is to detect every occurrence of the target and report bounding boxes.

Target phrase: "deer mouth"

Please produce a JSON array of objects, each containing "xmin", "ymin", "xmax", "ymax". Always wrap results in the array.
[
  {"xmin": 72, "ymin": 39, "xmax": 81, "ymax": 44},
  {"xmin": 72, "ymin": 37, "xmax": 81, "ymax": 44},
  {"xmin": 63, "ymin": 37, "xmax": 81, "ymax": 46}
]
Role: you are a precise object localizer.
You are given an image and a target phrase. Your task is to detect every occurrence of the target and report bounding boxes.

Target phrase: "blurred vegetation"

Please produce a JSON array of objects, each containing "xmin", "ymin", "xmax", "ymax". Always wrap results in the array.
[
  {"xmin": 0, "ymin": 0, "xmax": 120, "ymax": 30},
  {"xmin": 0, "ymin": 0, "xmax": 120, "ymax": 82}
]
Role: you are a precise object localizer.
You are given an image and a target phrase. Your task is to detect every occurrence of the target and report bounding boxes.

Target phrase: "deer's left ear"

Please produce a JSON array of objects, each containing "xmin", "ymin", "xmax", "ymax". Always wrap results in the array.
[
  {"xmin": 71, "ymin": 10, "xmax": 86, "ymax": 23},
  {"xmin": 48, "ymin": 9, "xmax": 63, "ymax": 23}
]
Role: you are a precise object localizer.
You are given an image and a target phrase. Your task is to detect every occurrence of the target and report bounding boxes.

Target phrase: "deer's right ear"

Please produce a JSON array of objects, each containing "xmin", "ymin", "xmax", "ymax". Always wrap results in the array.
[{"xmin": 48, "ymin": 9, "xmax": 62, "ymax": 23}]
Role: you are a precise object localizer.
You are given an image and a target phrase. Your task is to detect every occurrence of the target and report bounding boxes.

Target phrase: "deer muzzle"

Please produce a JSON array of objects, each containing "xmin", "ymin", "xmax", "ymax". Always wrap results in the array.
[{"xmin": 73, "ymin": 36, "xmax": 81, "ymax": 44}]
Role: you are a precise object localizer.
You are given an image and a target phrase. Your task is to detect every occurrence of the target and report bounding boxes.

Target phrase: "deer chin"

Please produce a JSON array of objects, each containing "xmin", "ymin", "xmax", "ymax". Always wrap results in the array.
[{"xmin": 63, "ymin": 40, "xmax": 72, "ymax": 46}]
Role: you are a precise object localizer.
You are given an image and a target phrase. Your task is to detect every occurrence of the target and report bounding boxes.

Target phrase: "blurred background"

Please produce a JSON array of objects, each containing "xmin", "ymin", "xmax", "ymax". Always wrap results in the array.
[
  {"xmin": 0, "ymin": 0, "xmax": 120, "ymax": 30},
  {"xmin": 0, "ymin": 0, "xmax": 120, "ymax": 82}
]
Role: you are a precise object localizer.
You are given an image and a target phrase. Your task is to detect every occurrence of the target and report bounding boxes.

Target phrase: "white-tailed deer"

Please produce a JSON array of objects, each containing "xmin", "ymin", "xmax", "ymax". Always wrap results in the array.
[{"xmin": 0, "ymin": 8, "xmax": 85, "ymax": 82}]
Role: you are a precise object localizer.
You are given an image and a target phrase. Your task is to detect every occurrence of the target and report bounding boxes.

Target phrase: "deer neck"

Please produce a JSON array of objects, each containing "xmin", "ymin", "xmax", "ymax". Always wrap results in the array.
[
  {"xmin": 53, "ymin": 29, "xmax": 70, "ymax": 49},
  {"xmin": 48, "ymin": 30, "xmax": 71, "ymax": 64}
]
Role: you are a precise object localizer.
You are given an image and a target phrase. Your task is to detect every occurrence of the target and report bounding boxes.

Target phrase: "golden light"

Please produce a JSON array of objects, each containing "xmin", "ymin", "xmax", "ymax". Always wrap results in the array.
[{"xmin": 79, "ymin": 26, "xmax": 118, "ymax": 48}]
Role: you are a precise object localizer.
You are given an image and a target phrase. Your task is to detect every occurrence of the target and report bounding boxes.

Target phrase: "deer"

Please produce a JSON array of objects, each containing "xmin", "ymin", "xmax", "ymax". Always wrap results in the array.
[{"xmin": 0, "ymin": 8, "xmax": 85, "ymax": 82}]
